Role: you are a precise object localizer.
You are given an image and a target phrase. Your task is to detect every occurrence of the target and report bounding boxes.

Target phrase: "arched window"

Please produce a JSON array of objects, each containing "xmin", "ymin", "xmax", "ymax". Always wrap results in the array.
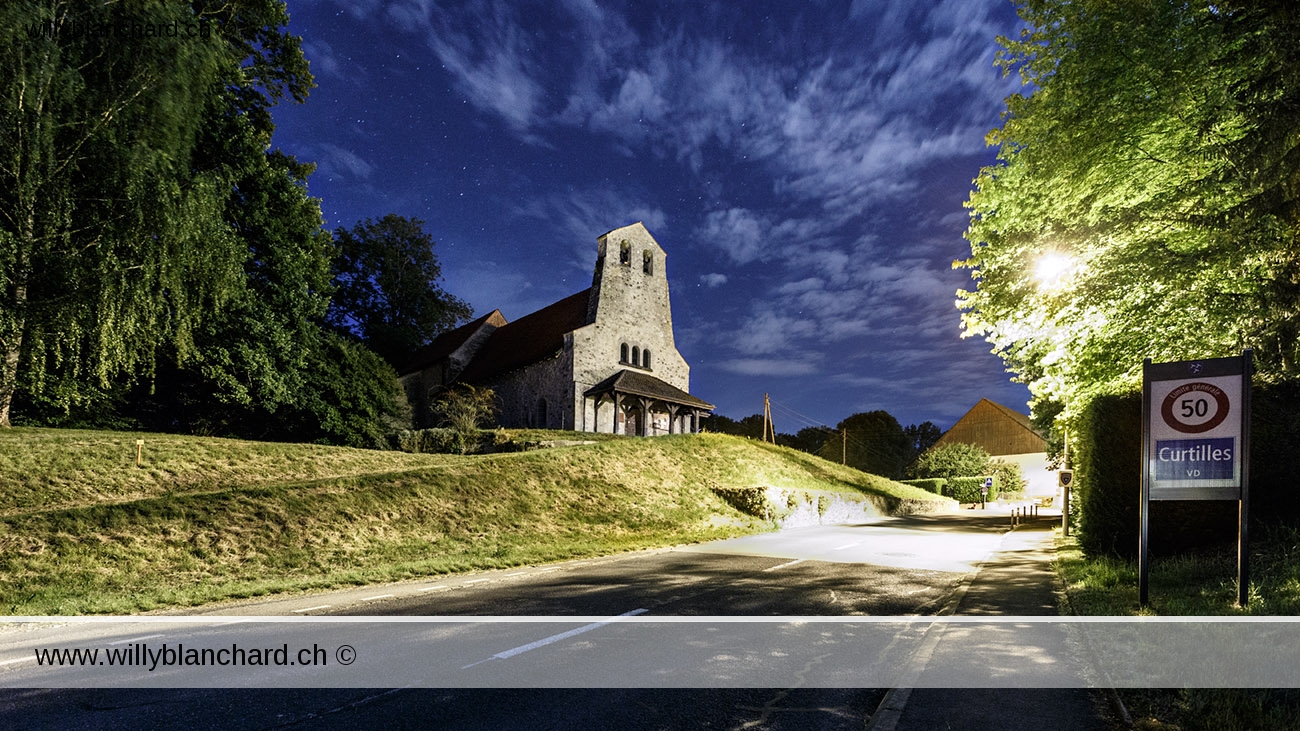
[
  {"xmin": 619, "ymin": 241, "xmax": 631, "ymax": 266},
  {"xmin": 631, "ymin": 346, "xmax": 640, "ymax": 367},
  {"xmin": 642, "ymin": 349, "xmax": 651, "ymax": 370},
  {"xmin": 642, "ymin": 250, "xmax": 653, "ymax": 275},
  {"xmin": 620, "ymin": 343, "xmax": 629, "ymax": 363}
]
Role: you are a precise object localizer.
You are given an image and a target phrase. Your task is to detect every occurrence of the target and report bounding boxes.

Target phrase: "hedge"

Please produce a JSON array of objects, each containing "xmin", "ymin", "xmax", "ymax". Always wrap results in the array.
[
  {"xmin": 947, "ymin": 476, "xmax": 998, "ymax": 503},
  {"xmin": 1074, "ymin": 381, "xmax": 1300, "ymax": 558},
  {"xmin": 900, "ymin": 478, "xmax": 947, "ymax": 494}
]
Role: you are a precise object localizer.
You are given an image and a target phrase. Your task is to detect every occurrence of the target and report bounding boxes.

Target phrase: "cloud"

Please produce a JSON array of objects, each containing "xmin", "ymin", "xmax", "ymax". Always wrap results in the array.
[
  {"xmin": 717, "ymin": 358, "xmax": 821, "ymax": 377},
  {"xmin": 514, "ymin": 188, "xmax": 669, "ymax": 271},
  {"xmin": 314, "ymin": 143, "xmax": 374, "ymax": 181},
  {"xmin": 699, "ymin": 273, "xmax": 728, "ymax": 288}
]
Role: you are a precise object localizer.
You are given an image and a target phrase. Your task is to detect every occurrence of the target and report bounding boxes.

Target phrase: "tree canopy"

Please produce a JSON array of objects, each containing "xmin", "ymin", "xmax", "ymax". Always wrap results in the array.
[
  {"xmin": 327, "ymin": 215, "xmax": 473, "ymax": 367},
  {"xmin": 0, "ymin": 0, "xmax": 312, "ymax": 426},
  {"xmin": 956, "ymin": 1, "xmax": 1300, "ymax": 430}
]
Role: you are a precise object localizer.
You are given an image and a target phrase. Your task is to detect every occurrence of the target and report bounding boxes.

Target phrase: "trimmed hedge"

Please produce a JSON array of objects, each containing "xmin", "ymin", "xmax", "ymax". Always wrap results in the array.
[
  {"xmin": 901, "ymin": 478, "xmax": 947, "ymax": 494},
  {"xmin": 1074, "ymin": 381, "xmax": 1300, "ymax": 558},
  {"xmin": 947, "ymin": 475, "xmax": 998, "ymax": 503}
]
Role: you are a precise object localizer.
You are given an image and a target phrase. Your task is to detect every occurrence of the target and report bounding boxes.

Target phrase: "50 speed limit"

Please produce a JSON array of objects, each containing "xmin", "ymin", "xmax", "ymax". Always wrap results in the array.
[{"xmin": 1160, "ymin": 382, "xmax": 1230, "ymax": 434}]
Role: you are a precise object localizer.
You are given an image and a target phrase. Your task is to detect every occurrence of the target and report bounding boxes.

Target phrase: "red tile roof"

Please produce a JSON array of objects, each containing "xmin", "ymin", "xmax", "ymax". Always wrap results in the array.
[{"xmin": 458, "ymin": 289, "xmax": 592, "ymax": 384}]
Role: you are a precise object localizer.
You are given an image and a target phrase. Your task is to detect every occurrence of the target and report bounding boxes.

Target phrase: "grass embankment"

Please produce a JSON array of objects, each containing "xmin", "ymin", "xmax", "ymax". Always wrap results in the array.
[
  {"xmin": 1055, "ymin": 528, "xmax": 1300, "ymax": 730},
  {"xmin": 0, "ymin": 428, "xmax": 941, "ymax": 615}
]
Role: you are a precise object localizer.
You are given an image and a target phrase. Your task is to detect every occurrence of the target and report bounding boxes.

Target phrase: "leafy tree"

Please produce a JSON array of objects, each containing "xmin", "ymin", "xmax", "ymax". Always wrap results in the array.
[
  {"xmin": 818, "ymin": 410, "xmax": 912, "ymax": 479},
  {"xmin": 956, "ymin": 1, "xmax": 1300, "ymax": 434},
  {"xmin": 433, "ymin": 384, "xmax": 497, "ymax": 454},
  {"xmin": 903, "ymin": 421, "xmax": 943, "ymax": 462},
  {"xmin": 0, "ymin": 0, "xmax": 312, "ymax": 426},
  {"xmin": 989, "ymin": 459, "xmax": 1026, "ymax": 495},
  {"xmin": 907, "ymin": 443, "xmax": 992, "ymax": 481},
  {"xmin": 328, "ymin": 215, "xmax": 473, "ymax": 366},
  {"xmin": 786, "ymin": 426, "xmax": 832, "ymax": 455}
]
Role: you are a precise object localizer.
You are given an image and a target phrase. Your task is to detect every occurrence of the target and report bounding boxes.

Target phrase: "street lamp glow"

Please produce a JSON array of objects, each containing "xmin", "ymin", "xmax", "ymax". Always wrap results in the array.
[{"xmin": 1034, "ymin": 252, "xmax": 1076, "ymax": 290}]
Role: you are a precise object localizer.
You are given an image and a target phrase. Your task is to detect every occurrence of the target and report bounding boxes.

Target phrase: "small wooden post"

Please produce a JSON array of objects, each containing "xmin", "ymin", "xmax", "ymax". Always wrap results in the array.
[{"xmin": 135, "ymin": 439, "xmax": 144, "ymax": 468}]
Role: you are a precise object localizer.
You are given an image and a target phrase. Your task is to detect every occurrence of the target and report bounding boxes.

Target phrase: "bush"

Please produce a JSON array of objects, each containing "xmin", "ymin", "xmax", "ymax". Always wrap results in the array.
[
  {"xmin": 1075, "ymin": 391, "xmax": 1243, "ymax": 558},
  {"xmin": 908, "ymin": 442, "xmax": 991, "ymax": 480},
  {"xmin": 901, "ymin": 478, "xmax": 947, "ymax": 494},
  {"xmin": 393, "ymin": 427, "xmax": 459, "ymax": 454},
  {"xmin": 947, "ymin": 476, "xmax": 997, "ymax": 504},
  {"xmin": 990, "ymin": 459, "xmax": 1025, "ymax": 496},
  {"xmin": 432, "ymin": 384, "xmax": 497, "ymax": 454}
]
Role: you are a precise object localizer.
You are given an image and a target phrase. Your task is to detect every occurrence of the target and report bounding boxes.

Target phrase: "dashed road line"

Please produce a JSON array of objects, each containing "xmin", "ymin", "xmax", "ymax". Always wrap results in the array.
[
  {"xmin": 462, "ymin": 608, "xmax": 649, "ymax": 669},
  {"xmin": 763, "ymin": 558, "xmax": 806, "ymax": 572},
  {"xmin": 418, "ymin": 585, "xmax": 449, "ymax": 592},
  {"xmin": 291, "ymin": 605, "xmax": 331, "ymax": 614},
  {"xmin": 109, "ymin": 634, "xmax": 163, "ymax": 645},
  {"xmin": 361, "ymin": 594, "xmax": 394, "ymax": 602}
]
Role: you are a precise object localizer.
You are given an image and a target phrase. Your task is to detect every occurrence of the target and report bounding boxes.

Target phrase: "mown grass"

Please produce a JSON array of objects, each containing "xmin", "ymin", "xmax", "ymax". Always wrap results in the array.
[
  {"xmin": 1055, "ymin": 525, "xmax": 1300, "ymax": 729},
  {"xmin": 1, "ymin": 429, "xmax": 944, "ymax": 615}
]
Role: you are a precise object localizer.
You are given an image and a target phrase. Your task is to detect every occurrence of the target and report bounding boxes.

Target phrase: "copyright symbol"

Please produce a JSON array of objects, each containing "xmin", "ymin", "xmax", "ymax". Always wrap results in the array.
[{"xmin": 335, "ymin": 645, "xmax": 355, "ymax": 665}]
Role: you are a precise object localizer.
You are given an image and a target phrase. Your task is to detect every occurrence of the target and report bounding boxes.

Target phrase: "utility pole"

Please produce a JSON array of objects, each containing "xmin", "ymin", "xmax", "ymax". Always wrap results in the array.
[{"xmin": 762, "ymin": 393, "xmax": 773, "ymax": 443}]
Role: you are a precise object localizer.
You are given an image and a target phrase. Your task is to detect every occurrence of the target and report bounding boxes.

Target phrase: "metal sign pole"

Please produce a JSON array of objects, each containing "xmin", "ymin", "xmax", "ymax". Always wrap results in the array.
[
  {"xmin": 1139, "ymin": 358, "xmax": 1152, "ymax": 607},
  {"xmin": 1238, "ymin": 349, "xmax": 1253, "ymax": 607}
]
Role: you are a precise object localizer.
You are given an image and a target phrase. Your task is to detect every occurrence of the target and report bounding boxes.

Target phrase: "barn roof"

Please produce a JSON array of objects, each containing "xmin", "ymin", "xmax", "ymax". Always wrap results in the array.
[{"xmin": 933, "ymin": 398, "xmax": 1047, "ymax": 456}]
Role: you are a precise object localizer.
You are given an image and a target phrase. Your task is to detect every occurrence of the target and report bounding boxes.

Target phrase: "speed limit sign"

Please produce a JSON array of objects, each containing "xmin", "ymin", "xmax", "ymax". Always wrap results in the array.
[{"xmin": 1144, "ymin": 355, "xmax": 1249, "ymax": 498}]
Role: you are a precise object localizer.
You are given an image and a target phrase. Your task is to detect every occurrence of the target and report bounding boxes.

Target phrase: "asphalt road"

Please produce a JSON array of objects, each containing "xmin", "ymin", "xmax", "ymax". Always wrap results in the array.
[{"xmin": 1, "ymin": 513, "xmax": 1031, "ymax": 730}]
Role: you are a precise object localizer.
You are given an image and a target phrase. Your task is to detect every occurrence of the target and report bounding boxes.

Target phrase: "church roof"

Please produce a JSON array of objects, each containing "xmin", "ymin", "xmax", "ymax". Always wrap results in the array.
[
  {"xmin": 584, "ymin": 369, "xmax": 714, "ymax": 410},
  {"xmin": 401, "ymin": 309, "xmax": 506, "ymax": 374},
  {"xmin": 933, "ymin": 398, "xmax": 1047, "ymax": 456},
  {"xmin": 458, "ymin": 289, "xmax": 592, "ymax": 384}
]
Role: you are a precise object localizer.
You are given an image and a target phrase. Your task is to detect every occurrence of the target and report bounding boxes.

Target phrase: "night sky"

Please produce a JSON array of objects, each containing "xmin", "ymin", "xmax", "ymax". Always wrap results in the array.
[{"xmin": 270, "ymin": 0, "xmax": 1034, "ymax": 432}]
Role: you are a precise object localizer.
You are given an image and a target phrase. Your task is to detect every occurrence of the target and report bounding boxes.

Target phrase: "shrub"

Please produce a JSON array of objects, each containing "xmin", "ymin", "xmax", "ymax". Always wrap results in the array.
[
  {"xmin": 432, "ymin": 385, "xmax": 497, "ymax": 454},
  {"xmin": 901, "ymin": 478, "xmax": 947, "ymax": 494},
  {"xmin": 393, "ymin": 427, "xmax": 458, "ymax": 454},
  {"xmin": 908, "ymin": 442, "xmax": 992, "ymax": 480},
  {"xmin": 947, "ymin": 476, "xmax": 997, "ymax": 503},
  {"xmin": 990, "ymin": 459, "xmax": 1025, "ymax": 496}
]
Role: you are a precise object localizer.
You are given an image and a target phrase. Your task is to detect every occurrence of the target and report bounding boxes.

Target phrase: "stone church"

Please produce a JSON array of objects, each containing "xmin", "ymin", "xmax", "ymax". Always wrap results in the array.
[{"xmin": 399, "ymin": 222, "xmax": 713, "ymax": 435}]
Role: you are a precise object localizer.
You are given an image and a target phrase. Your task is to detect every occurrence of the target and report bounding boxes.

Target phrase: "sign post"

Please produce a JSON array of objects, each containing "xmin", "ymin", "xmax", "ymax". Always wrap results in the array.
[
  {"xmin": 1140, "ymin": 350, "xmax": 1252, "ymax": 607},
  {"xmin": 1058, "ymin": 469, "xmax": 1073, "ymax": 536}
]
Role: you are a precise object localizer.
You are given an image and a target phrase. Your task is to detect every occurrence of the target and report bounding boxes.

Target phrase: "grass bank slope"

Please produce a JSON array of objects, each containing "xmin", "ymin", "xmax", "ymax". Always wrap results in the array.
[{"xmin": 1, "ymin": 429, "xmax": 944, "ymax": 615}]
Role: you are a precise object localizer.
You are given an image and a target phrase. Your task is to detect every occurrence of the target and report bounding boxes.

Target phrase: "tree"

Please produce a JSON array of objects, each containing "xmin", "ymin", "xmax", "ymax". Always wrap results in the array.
[
  {"xmin": 956, "ymin": 1, "xmax": 1300, "ymax": 434},
  {"xmin": 328, "ymin": 215, "xmax": 473, "ymax": 366},
  {"xmin": 907, "ymin": 443, "xmax": 992, "ymax": 481},
  {"xmin": 0, "ymin": 0, "xmax": 312, "ymax": 426},
  {"xmin": 818, "ymin": 410, "xmax": 912, "ymax": 479},
  {"xmin": 903, "ymin": 422, "xmax": 943, "ymax": 463}
]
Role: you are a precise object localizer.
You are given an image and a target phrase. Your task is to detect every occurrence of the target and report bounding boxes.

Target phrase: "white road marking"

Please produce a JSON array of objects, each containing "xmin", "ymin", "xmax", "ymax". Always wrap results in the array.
[
  {"xmin": 291, "ymin": 605, "xmax": 331, "ymax": 613},
  {"xmin": 418, "ymin": 585, "xmax": 449, "ymax": 592},
  {"xmin": 504, "ymin": 571, "xmax": 528, "ymax": 577},
  {"xmin": 361, "ymin": 594, "xmax": 394, "ymax": 602},
  {"xmin": 463, "ymin": 579, "xmax": 490, "ymax": 585},
  {"xmin": 833, "ymin": 542, "xmax": 860, "ymax": 551},
  {"xmin": 109, "ymin": 634, "xmax": 163, "ymax": 645},
  {"xmin": 462, "ymin": 609, "xmax": 649, "ymax": 669},
  {"xmin": 763, "ymin": 559, "xmax": 806, "ymax": 572}
]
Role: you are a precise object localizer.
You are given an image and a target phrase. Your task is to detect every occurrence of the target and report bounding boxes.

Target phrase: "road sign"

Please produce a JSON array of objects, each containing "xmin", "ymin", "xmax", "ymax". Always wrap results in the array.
[
  {"xmin": 1144, "ymin": 356, "xmax": 1248, "ymax": 500},
  {"xmin": 1058, "ymin": 469, "xmax": 1073, "ymax": 488},
  {"xmin": 1140, "ymin": 350, "xmax": 1252, "ymax": 607}
]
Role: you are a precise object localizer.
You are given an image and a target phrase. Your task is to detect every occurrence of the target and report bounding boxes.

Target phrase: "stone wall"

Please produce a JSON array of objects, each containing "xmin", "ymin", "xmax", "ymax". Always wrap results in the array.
[
  {"xmin": 488, "ymin": 345, "xmax": 575, "ymax": 429},
  {"xmin": 572, "ymin": 223, "xmax": 691, "ymax": 430}
]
